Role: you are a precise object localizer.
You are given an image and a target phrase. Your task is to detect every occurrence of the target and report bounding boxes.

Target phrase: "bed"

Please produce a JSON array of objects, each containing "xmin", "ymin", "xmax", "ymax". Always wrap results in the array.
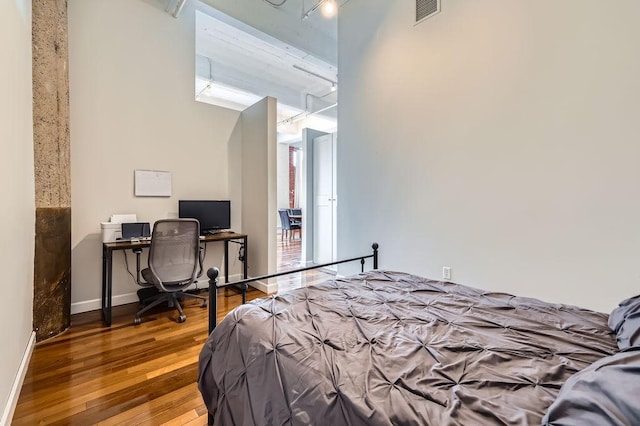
[{"xmin": 198, "ymin": 267, "xmax": 640, "ymax": 425}]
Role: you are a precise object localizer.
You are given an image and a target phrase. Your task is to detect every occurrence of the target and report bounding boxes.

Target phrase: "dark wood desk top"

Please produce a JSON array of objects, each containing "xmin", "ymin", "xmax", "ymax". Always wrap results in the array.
[
  {"xmin": 103, "ymin": 232, "xmax": 247, "ymax": 250},
  {"xmin": 200, "ymin": 231, "xmax": 247, "ymax": 241}
]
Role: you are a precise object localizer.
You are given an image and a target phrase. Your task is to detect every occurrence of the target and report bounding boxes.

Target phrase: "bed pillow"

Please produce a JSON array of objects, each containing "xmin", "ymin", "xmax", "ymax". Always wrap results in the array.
[
  {"xmin": 542, "ymin": 348, "xmax": 640, "ymax": 426},
  {"xmin": 608, "ymin": 294, "xmax": 640, "ymax": 350}
]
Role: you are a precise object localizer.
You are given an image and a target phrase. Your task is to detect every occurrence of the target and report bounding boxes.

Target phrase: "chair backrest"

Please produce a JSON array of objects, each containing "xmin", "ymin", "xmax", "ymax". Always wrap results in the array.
[
  {"xmin": 278, "ymin": 209, "xmax": 292, "ymax": 230},
  {"xmin": 289, "ymin": 208, "xmax": 302, "ymax": 216},
  {"xmin": 148, "ymin": 219, "xmax": 200, "ymax": 286}
]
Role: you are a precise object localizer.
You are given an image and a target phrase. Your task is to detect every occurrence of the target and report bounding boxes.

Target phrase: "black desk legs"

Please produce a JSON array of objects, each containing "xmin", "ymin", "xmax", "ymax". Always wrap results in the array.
[
  {"xmin": 242, "ymin": 236, "xmax": 248, "ymax": 279},
  {"xmin": 102, "ymin": 247, "xmax": 113, "ymax": 326},
  {"xmin": 222, "ymin": 237, "xmax": 248, "ymax": 303},
  {"xmin": 242, "ymin": 236, "xmax": 248, "ymax": 304},
  {"xmin": 224, "ymin": 240, "xmax": 229, "ymax": 283}
]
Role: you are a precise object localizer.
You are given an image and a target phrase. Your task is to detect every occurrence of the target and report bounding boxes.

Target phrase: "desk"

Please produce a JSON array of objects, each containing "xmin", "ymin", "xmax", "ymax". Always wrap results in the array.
[{"xmin": 102, "ymin": 232, "xmax": 247, "ymax": 326}]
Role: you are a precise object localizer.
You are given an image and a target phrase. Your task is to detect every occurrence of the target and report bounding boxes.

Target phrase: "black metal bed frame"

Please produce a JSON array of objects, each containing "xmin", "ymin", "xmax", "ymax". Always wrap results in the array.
[{"xmin": 206, "ymin": 243, "xmax": 379, "ymax": 334}]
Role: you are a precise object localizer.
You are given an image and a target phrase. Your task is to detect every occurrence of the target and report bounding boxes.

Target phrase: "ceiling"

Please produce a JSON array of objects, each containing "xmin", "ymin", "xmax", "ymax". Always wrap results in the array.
[{"xmin": 194, "ymin": 0, "xmax": 343, "ymax": 143}]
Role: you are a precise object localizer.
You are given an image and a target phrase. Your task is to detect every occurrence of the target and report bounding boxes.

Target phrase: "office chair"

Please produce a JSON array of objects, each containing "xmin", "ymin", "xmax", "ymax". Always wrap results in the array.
[{"xmin": 134, "ymin": 219, "xmax": 207, "ymax": 325}]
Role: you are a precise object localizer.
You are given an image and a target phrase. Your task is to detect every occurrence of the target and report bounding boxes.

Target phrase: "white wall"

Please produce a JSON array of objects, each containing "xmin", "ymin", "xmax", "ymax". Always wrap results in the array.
[
  {"xmin": 241, "ymin": 97, "xmax": 278, "ymax": 288},
  {"xmin": 338, "ymin": 0, "xmax": 640, "ymax": 313},
  {"xmin": 0, "ymin": 0, "xmax": 35, "ymax": 420},
  {"xmin": 68, "ymin": 0, "xmax": 243, "ymax": 311}
]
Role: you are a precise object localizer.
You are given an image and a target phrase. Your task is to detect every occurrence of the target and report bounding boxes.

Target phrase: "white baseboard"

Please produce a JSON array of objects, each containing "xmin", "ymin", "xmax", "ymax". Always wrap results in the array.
[
  {"xmin": 248, "ymin": 279, "xmax": 278, "ymax": 294},
  {"xmin": 214, "ymin": 274, "xmax": 276, "ymax": 294},
  {"xmin": 70, "ymin": 274, "xmax": 266, "ymax": 315},
  {"xmin": 224, "ymin": 273, "xmax": 243, "ymax": 284},
  {"xmin": 1, "ymin": 331, "xmax": 36, "ymax": 426},
  {"xmin": 71, "ymin": 293, "xmax": 139, "ymax": 315}
]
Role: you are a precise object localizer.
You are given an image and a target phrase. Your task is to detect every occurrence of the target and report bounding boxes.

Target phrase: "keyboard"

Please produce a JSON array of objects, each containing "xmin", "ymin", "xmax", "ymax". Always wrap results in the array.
[{"xmin": 116, "ymin": 236, "xmax": 151, "ymax": 242}]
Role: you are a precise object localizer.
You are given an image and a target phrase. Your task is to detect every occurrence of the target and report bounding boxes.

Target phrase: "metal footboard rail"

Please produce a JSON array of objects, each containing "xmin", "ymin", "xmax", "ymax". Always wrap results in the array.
[{"xmin": 206, "ymin": 243, "xmax": 379, "ymax": 333}]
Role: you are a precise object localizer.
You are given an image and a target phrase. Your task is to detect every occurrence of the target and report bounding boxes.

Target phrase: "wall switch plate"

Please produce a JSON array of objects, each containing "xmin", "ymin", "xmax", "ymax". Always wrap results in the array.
[{"xmin": 442, "ymin": 267, "xmax": 451, "ymax": 280}]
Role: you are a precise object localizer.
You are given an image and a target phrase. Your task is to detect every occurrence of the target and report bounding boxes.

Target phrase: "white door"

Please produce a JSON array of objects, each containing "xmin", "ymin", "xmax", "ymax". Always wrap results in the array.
[{"xmin": 313, "ymin": 133, "xmax": 337, "ymax": 264}]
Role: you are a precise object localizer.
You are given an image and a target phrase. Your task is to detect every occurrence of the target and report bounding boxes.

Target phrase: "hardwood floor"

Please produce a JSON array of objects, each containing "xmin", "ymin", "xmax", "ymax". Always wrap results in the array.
[
  {"xmin": 13, "ymin": 234, "xmax": 334, "ymax": 425},
  {"xmin": 275, "ymin": 235, "xmax": 335, "ymax": 292}
]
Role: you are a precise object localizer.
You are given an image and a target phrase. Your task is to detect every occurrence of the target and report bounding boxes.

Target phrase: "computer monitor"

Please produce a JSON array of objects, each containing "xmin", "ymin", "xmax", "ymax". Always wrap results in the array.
[{"xmin": 178, "ymin": 200, "xmax": 231, "ymax": 234}]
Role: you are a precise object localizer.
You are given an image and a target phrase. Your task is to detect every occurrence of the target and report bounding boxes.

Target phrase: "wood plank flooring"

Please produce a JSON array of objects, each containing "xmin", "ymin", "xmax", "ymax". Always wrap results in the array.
[{"xmin": 13, "ymin": 235, "xmax": 333, "ymax": 425}]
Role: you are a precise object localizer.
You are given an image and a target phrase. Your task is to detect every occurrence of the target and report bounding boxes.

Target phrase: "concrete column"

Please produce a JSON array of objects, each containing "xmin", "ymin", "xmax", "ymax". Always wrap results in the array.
[{"xmin": 32, "ymin": 0, "xmax": 71, "ymax": 341}]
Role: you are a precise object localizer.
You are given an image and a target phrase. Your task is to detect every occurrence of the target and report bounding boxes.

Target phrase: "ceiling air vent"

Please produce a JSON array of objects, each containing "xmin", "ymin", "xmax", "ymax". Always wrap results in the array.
[{"xmin": 416, "ymin": 0, "xmax": 440, "ymax": 24}]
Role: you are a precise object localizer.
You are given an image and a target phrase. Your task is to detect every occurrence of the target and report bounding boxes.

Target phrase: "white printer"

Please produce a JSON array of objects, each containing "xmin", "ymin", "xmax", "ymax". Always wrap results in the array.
[{"xmin": 100, "ymin": 214, "xmax": 137, "ymax": 243}]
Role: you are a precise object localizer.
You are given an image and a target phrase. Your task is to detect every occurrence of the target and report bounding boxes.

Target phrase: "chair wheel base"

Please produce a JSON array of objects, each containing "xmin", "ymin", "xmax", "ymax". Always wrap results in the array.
[
  {"xmin": 177, "ymin": 315, "xmax": 187, "ymax": 323},
  {"xmin": 134, "ymin": 317, "xmax": 141, "ymax": 325}
]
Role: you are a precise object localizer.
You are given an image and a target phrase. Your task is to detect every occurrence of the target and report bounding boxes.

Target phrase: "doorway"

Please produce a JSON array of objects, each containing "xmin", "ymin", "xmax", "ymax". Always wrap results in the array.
[{"xmin": 276, "ymin": 144, "xmax": 303, "ymax": 269}]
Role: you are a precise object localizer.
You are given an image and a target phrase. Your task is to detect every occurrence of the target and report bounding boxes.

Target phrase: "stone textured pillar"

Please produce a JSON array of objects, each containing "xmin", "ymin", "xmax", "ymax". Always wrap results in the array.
[{"xmin": 32, "ymin": 0, "xmax": 72, "ymax": 341}]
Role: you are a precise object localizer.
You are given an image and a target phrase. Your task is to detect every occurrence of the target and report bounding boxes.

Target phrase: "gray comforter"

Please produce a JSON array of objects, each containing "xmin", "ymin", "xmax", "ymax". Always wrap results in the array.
[{"xmin": 198, "ymin": 270, "xmax": 618, "ymax": 425}]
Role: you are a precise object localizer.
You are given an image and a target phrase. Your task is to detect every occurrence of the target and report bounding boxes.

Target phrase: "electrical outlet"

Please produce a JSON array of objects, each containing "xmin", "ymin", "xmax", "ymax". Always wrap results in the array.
[{"xmin": 442, "ymin": 267, "xmax": 451, "ymax": 281}]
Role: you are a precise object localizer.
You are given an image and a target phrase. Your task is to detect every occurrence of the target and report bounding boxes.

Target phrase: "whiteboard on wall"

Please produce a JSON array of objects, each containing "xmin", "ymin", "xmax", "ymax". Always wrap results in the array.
[{"xmin": 134, "ymin": 169, "xmax": 172, "ymax": 197}]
